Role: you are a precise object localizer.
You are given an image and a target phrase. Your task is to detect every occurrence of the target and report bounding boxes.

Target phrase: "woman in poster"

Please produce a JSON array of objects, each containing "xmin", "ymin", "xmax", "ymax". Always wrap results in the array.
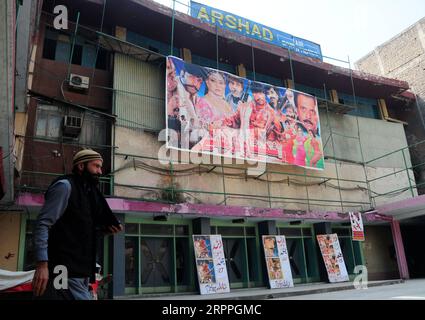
[
  {"xmin": 194, "ymin": 237, "xmax": 212, "ymax": 259},
  {"xmin": 194, "ymin": 70, "xmax": 239, "ymax": 153},
  {"xmin": 305, "ymin": 129, "xmax": 324, "ymax": 169},
  {"xmin": 197, "ymin": 260, "xmax": 215, "ymax": 284},
  {"xmin": 263, "ymin": 236, "xmax": 278, "ymax": 257},
  {"xmin": 195, "ymin": 71, "xmax": 233, "ymax": 123},
  {"xmin": 293, "ymin": 122, "xmax": 308, "ymax": 167}
]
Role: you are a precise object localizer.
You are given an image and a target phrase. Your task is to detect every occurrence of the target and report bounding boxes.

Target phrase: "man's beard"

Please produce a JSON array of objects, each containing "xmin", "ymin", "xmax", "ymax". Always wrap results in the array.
[{"xmin": 82, "ymin": 167, "xmax": 100, "ymax": 185}]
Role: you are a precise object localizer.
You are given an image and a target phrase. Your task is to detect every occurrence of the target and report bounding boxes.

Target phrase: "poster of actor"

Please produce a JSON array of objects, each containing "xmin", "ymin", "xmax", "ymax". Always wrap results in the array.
[
  {"xmin": 192, "ymin": 235, "xmax": 230, "ymax": 295},
  {"xmin": 262, "ymin": 235, "xmax": 294, "ymax": 289},
  {"xmin": 316, "ymin": 234, "xmax": 349, "ymax": 283},
  {"xmin": 166, "ymin": 56, "xmax": 324, "ymax": 170}
]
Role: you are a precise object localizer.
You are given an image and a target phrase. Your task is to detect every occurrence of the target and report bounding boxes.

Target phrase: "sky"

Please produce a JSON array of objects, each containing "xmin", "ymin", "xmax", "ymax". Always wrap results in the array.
[{"xmin": 152, "ymin": 0, "xmax": 425, "ymax": 67}]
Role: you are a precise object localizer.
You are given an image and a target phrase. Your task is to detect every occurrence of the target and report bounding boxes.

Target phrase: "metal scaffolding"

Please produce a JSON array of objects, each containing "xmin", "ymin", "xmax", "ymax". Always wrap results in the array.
[{"xmin": 17, "ymin": 1, "xmax": 422, "ymax": 214}]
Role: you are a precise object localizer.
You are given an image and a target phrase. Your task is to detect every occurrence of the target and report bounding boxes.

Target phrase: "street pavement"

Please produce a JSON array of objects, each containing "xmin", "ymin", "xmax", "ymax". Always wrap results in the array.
[{"xmin": 276, "ymin": 279, "xmax": 425, "ymax": 300}]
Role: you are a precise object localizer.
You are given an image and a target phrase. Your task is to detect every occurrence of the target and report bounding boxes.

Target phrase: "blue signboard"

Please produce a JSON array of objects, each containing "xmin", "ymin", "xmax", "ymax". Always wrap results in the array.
[{"xmin": 190, "ymin": 1, "xmax": 323, "ymax": 60}]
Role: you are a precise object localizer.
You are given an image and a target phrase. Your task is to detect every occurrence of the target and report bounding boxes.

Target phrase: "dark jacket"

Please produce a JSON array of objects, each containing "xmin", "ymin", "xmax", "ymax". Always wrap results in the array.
[{"xmin": 47, "ymin": 174, "xmax": 117, "ymax": 282}]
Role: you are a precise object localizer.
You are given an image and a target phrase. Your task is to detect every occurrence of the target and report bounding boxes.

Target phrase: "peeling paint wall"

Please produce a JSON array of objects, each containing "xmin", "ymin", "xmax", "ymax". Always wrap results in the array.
[
  {"xmin": 356, "ymin": 17, "xmax": 425, "ymax": 194},
  {"xmin": 113, "ymin": 59, "xmax": 414, "ymax": 212},
  {"xmin": 114, "ymin": 126, "xmax": 413, "ymax": 212},
  {"xmin": 363, "ymin": 226, "xmax": 400, "ymax": 280}
]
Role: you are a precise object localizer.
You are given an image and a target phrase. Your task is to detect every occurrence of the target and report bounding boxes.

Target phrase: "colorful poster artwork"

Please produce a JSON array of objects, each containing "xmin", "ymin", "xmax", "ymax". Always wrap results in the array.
[
  {"xmin": 166, "ymin": 56, "xmax": 325, "ymax": 170},
  {"xmin": 349, "ymin": 212, "xmax": 365, "ymax": 241},
  {"xmin": 262, "ymin": 235, "xmax": 294, "ymax": 289},
  {"xmin": 316, "ymin": 234, "xmax": 349, "ymax": 283},
  {"xmin": 193, "ymin": 235, "xmax": 230, "ymax": 295}
]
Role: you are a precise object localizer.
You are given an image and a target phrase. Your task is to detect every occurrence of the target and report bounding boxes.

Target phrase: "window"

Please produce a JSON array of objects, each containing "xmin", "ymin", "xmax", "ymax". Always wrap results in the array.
[
  {"xmin": 42, "ymin": 26, "xmax": 109, "ymax": 70},
  {"xmin": 79, "ymin": 113, "xmax": 107, "ymax": 146},
  {"xmin": 42, "ymin": 38, "xmax": 56, "ymax": 60},
  {"xmin": 35, "ymin": 105, "xmax": 62, "ymax": 138}
]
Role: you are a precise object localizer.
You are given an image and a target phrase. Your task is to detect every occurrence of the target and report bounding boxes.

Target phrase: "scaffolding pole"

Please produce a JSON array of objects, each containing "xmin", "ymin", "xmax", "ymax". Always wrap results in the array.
[
  {"xmin": 170, "ymin": 0, "xmax": 176, "ymax": 56},
  {"xmin": 66, "ymin": 12, "xmax": 80, "ymax": 81},
  {"xmin": 288, "ymin": 49, "xmax": 296, "ymax": 89},
  {"xmin": 323, "ymin": 83, "xmax": 344, "ymax": 211},
  {"xmin": 216, "ymin": 23, "xmax": 219, "ymax": 70},
  {"xmin": 221, "ymin": 160, "xmax": 227, "ymax": 205},
  {"xmin": 251, "ymin": 41, "xmax": 256, "ymax": 81},
  {"xmin": 348, "ymin": 55, "xmax": 373, "ymax": 209},
  {"xmin": 86, "ymin": 0, "xmax": 107, "ymax": 107}
]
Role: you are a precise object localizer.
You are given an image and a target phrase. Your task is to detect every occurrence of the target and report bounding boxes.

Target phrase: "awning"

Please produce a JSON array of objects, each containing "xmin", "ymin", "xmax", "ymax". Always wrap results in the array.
[
  {"xmin": 377, "ymin": 194, "xmax": 425, "ymax": 220},
  {"xmin": 97, "ymin": 31, "xmax": 165, "ymax": 63}
]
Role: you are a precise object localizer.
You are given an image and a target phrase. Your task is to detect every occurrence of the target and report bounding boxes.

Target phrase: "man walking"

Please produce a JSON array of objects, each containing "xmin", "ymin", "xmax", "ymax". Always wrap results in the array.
[{"xmin": 32, "ymin": 149, "xmax": 123, "ymax": 300}]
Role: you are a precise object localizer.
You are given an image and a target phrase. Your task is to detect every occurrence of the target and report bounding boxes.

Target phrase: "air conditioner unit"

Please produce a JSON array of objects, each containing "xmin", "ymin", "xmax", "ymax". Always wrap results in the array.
[
  {"xmin": 63, "ymin": 115, "xmax": 83, "ymax": 138},
  {"xmin": 69, "ymin": 73, "xmax": 90, "ymax": 90}
]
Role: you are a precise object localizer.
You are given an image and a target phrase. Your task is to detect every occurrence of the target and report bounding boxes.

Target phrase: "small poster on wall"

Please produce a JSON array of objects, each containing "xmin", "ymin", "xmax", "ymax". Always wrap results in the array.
[
  {"xmin": 349, "ymin": 212, "xmax": 365, "ymax": 241},
  {"xmin": 316, "ymin": 234, "xmax": 350, "ymax": 283},
  {"xmin": 193, "ymin": 235, "xmax": 230, "ymax": 295},
  {"xmin": 262, "ymin": 235, "xmax": 294, "ymax": 289}
]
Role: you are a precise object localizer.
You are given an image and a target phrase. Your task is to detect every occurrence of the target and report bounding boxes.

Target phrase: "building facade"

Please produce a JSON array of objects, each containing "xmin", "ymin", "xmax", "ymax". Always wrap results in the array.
[
  {"xmin": 1, "ymin": 0, "xmax": 422, "ymax": 297},
  {"xmin": 356, "ymin": 16, "xmax": 425, "ymax": 280}
]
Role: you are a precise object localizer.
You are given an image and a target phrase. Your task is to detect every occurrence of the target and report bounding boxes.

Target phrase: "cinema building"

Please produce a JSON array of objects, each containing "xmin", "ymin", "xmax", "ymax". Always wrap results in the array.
[{"xmin": 2, "ymin": 0, "xmax": 425, "ymax": 298}]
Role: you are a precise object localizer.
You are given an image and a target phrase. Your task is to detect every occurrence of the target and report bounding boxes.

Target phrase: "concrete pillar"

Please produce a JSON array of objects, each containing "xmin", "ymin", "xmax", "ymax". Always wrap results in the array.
[
  {"xmin": 192, "ymin": 218, "xmax": 211, "ymax": 292},
  {"xmin": 378, "ymin": 98, "xmax": 389, "ymax": 120},
  {"xmin": 192, "ymin": 218, "xmax": 211, "ymax": 235},
  {"xmin": 257, "ymin": 221, "xmax": 277, "ymax": 287},
  {"xmin": 236, "ymin": 64, "xmax": 247, "ymax": 78},
  {"xmin": 111, "ymin": 213, "xmax": 126, "ymax": 297},
  {"xmin": 115, "ymin": 26, "xmax": 127, "ymax": 40},
  {"xmin": 182, "ymin": 48, "xmax": 192, "ymax": 63},
  {"xmin": 284, "ymin": 79, "xmax": 294, "ymax": 89},
  {"xmin": 313, "ymin": 222, "xmax": 332, "ymax": 282},
  {"xmin": 390, "ymin": 220, "xmax": 410, "ymax": 279},
  {"xmin": 329, "ymin": 90, "xmax": 339, "ymax": 104}
]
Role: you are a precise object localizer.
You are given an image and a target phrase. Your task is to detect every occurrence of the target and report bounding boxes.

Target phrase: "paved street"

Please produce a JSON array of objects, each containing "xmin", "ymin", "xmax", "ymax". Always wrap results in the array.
[{"xmin": 277, "ymin": 279, "xmax": 425, "ymax": 300}]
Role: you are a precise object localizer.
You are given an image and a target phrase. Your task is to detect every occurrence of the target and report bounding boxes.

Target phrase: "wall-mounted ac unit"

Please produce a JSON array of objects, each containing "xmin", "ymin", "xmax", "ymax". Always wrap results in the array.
[
  {"xmin": 69, "ymin": 73, "xmax": 89, "ymax": 90},
  {"xmin": 63, "ymin": 115, "xmax": 83, "ymax": 138}
]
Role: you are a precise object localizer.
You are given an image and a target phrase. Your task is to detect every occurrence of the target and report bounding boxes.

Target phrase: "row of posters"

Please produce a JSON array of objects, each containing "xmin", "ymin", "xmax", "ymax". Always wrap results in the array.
[
  {"xmin": 166, "ymin": 56, "xmax": 325, "ymax": 170},
  {"xmin": 193, "ymin": 233, "xmax": 351, "ymax": 295}
]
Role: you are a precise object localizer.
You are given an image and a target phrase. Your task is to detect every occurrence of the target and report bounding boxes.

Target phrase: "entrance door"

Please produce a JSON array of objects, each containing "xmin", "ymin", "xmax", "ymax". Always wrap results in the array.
[
  {"xmin": 140, "ymin": 237, "xmax": 172, "ymax": 293},
  {"xmin": 222, "ymin": 238, "xmax": 246, "ymax": 287},
  {"xmin": 286, "ymin": 238, "xmax": 307, "ymax": 281}
]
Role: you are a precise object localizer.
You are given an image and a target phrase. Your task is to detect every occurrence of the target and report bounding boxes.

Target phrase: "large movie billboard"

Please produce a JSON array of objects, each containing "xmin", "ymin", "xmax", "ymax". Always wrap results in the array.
[
  {"xmin": 190, "ymin": 1, "xmax": 323, "ymax": 60},
  {"xmin": 166, "ymin": 56, "xmax": 324, "ymax": 170}
]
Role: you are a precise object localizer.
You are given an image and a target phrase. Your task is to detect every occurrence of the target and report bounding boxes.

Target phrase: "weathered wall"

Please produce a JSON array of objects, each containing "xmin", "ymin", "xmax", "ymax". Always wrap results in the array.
[
  {"xmin": 113, "ymin": 59, "xmax": 414, "ymax": 212},
  {"xmin": 0, "ymin": 212, "xmax": 21, "ymax": 271},
  {"xmin": 114, "ymin": 125, "xmax": 414, "ymax": 212},
  {"xmin": 31, "ymin": 16, "xmax": 112, "ymax": 111},
  {"xmin": 363, "ymin": 225, "xmax": 400, "ymax": 280},
  {"xmin": 356, "ymin": 17, "xmax": 425, "ymax": 98},
  {"xmin": 0, "ymin": 0, "xmax": 15, "ymax": 203},
  {"xmin": 320, "ymin": 110, "xmax": 411, "ymax": 167},
  {"xmin": 356, "ymin": 17, "xmax": 425, "ymax": 194}
]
